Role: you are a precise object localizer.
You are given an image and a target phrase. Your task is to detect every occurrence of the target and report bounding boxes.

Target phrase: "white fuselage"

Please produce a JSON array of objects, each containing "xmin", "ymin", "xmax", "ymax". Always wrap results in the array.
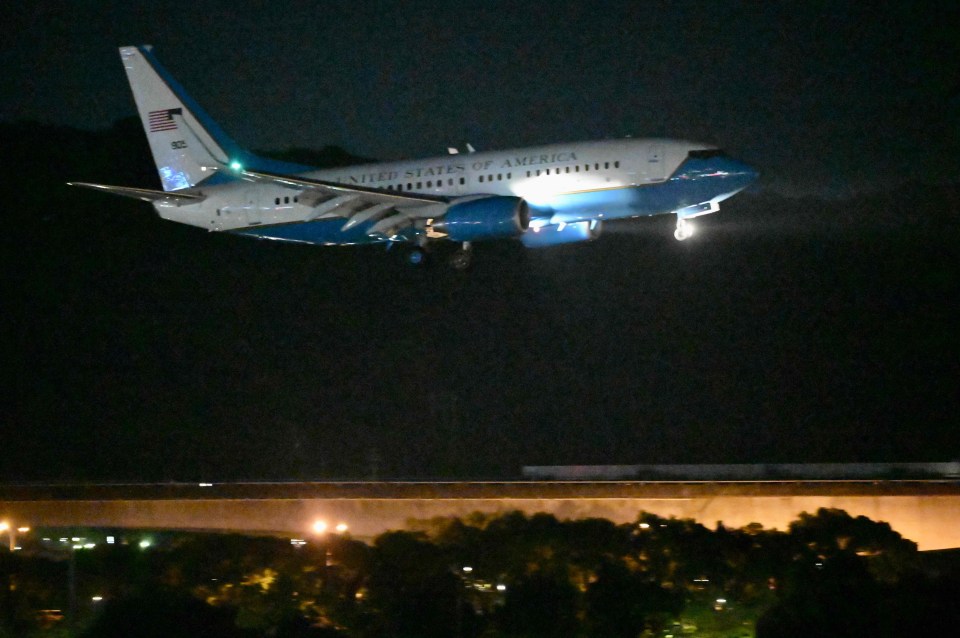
[{"xmin": 156, "ymin": 138, "xmax": 708, "ymax": 232}]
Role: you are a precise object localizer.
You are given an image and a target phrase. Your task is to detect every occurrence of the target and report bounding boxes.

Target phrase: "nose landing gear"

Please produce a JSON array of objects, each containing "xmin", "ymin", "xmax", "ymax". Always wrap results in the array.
[{"xmin": 674, "ymin": 217, "xmax": 695, "ymax": 241}]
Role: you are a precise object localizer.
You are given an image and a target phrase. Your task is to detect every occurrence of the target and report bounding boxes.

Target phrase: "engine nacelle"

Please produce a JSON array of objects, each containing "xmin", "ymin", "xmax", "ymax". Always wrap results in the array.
[
  {"xmin": 521, "ymin": 220, "xmax": 602, "ymax": 248},
  {"xmin": 433, "ymin": 196, "xmax": 529, "ymax": 242}
]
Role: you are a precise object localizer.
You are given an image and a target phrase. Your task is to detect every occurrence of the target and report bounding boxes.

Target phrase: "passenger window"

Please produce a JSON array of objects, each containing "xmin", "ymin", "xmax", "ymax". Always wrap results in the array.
[
  {"xmin": 614, "ymin": 161, "xmax": 620, "ymax": 168},
  {"xmin": 565, "ymin": 166, "xmax": 570, "ymax": 174},
  {"xmin": 417, "ymin": 182, "xmax": 422, "ymax": 189},
  {"xmin": 427, "ymin": 180, "xmax": 432, "ymax": 187},
  {"xmin": 604, "ymin": 162, "xmax": 610, "ymax": 169},
  {"xmin": 507, "ymin": 172, "xmax": 512, "ymax": 179},
  {"xmin": 585, "ymin": 164, "xmax": 589, "ymax": 171},
  {"xmin": 275, "ymin": 197, "xmax": 280, "ymax": 205},
  {"xmin": 497, "ymin": 173, "xmax": 502, "ymax": 180},
  {"xmin": 575, "ymin": 165, "xmax": 580, "ymax": 172},
  {"xmin": 284, "ymin": 196, "xmax": 290, "ymax": 204},
  {"xmin": 459, "ymin": 177, "xmax": 465, "ymax": 185},
  {"xmin": 479, "ymin": 175, "xmax": 484, "ymax": 182},
  {"xmin": 595, "ymin": 163, "xmax": 600, "ymax": 170},
  {"xmin": 536, "ymin": 169, "xmax": 541, "ymax": 176},
  {"xmin": 407, "ymin": 183, "xmax": 413, "ymax": 189}
]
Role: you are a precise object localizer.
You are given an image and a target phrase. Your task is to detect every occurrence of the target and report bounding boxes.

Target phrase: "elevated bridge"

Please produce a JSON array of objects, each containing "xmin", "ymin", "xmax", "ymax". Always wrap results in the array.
[{"xmin": 2, "ymin": 479, "xmax": 959, "ymax": 550}]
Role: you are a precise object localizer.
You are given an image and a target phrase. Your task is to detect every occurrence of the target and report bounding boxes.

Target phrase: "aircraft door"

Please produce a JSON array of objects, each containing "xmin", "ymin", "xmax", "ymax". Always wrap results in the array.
[
  {"xmin": 242, "ymin": 189, "xmax": 261, "ymax": 225},
  {"xmin": 646, "ymin": 144, "xmax": 665, "ymax": 182}
]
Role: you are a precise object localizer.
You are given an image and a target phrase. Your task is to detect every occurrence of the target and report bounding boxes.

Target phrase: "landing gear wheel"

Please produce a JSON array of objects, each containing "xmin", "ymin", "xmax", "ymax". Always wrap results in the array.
[
  {"xmin": 448, "ymin": 243, "xmax": 473, "ymax": 270},
  {"xmin": 674, "ymin": 218, "xmax": 694, "ymax": 241},
  {"xmin": 405, "ymin": 247, "xmax": 427, "ymax": 266}
]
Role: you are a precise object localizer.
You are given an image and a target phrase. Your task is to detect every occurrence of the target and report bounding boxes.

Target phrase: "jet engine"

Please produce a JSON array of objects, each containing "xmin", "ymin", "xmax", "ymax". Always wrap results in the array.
[{"xmin": 432, "ymin": 196, "xmax": 529, "ymax": 242}]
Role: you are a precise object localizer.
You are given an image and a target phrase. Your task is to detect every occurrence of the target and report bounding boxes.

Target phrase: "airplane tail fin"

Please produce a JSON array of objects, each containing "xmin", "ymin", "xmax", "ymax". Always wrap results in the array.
[{"xmin": 119, "ymin": 46, "xmax": 307, "ymax": 191}]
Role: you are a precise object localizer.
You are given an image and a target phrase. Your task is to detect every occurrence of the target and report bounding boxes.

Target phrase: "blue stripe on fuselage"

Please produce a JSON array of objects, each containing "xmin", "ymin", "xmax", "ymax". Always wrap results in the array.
[{"xmin": 230, "ymin": 219, "xmax": 417, "ymax": 245}]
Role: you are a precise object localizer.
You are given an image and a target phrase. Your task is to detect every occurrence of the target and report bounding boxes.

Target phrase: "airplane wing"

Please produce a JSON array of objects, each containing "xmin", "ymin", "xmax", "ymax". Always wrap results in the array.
[
  {"xmin": 167, "ymin": 108, "xmax": 448, "ymax": 237},
  {"xmin": 216, "ymin": 165, "xmax": 450, "ymax": 237},
  {"xmin": 228, "ymin": 166, "xmax": 448, "ymax": 204},
  {"xmin": 67, "ymin": 182, "xmax": 206, "ymax": 204}
]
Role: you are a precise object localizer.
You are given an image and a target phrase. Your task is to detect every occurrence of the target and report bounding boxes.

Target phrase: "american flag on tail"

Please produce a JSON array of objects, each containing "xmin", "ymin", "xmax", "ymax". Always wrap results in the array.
[{"xmin": 148, "ymin": 108, "xmax": 182, "ymax": 132}]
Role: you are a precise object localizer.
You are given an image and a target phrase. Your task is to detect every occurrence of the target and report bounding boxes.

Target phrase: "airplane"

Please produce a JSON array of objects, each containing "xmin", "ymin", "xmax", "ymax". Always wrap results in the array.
[{"xmin": 70, "ymin": 46, "xmax": 758, "ymax": 269}]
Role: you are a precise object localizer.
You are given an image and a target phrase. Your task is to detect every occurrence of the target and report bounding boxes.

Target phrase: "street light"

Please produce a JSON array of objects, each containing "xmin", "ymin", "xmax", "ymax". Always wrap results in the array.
[{"xmin": 1, "ymin": 520, "xmax": 29, "ymax": 551}]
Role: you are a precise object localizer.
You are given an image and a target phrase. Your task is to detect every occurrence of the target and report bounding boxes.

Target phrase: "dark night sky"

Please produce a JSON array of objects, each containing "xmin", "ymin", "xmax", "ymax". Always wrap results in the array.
[
  {"xmin": 3, "ymin": 0, "xmax": 958, "ymax": 196},
  {"xmin": 2, "ymin": 1, "xmax": 959, "ymax": 481}
]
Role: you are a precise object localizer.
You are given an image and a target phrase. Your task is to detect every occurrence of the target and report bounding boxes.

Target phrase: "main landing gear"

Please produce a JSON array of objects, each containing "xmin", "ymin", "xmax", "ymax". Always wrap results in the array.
[
  {"xmin": 402, "ymin": 242, "xmax": 473, "ymax": 270},
  {"xmin": 674, "ymin": 217, "xmax": 695, "ymax": 241},
  {"xmin": 405, "ymin": 246, "xmax": 427, "ymax": 265},
  {"xmin": 448, "ymin": 242, "xmax": 473, "ymax": 271}
]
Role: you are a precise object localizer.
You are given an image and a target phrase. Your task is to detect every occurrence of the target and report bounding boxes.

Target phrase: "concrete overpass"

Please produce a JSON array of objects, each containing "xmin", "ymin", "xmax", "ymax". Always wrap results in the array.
[{"xmin": 2, "ymin": 480, "xmax": 959, "ymax": 550}]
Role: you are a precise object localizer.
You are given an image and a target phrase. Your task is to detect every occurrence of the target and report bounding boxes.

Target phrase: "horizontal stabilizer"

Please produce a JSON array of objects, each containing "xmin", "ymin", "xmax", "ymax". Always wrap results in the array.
[{"xmin": 68, "ymin": 182, "xmax": 205, "ymax": 204}]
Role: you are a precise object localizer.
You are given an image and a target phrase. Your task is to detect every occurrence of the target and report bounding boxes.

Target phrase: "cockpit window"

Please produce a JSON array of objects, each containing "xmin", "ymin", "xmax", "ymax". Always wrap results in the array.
[{"xmin": 688, "ymin": 149, "xmax": 726, "ymax": 159}]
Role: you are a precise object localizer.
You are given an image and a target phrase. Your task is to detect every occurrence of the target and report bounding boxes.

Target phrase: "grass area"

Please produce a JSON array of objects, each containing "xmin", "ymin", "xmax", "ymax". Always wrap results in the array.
[{"xmin": 671, "ymin": 596, "xmax": 771, "ymax": 638}]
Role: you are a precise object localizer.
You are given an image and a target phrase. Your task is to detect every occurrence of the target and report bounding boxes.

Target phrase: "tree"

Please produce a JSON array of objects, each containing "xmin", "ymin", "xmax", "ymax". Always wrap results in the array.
[
  {"xmin": 787, "ymin": 508, "xmax": 918, "ymax": 582},
  {"xmin": 495, "ymin": 570, "xmax": 579, "ymax": 638},
  {"xmin": 584, "ymin": 559, "xmax": 682, "ymax": 638},
  {"xmin": 756, "ymin": 551, "xmax": 886, "ymax": 638},
  {"xmin": 80, "ymin": 589, "xmax": 245, "ymax": 638},
  {"xmin": 629, "ymin": 513, "xmax": 718, "ymax": 589},
  {"xmin": 364, "ymin": 531, "xmax": 460, "ymax": 638}
]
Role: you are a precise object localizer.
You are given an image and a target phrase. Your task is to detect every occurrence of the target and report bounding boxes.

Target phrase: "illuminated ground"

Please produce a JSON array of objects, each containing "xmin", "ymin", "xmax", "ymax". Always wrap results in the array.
[{"xmin": 2, "ymin": 480, "xmax": 958, "ymax": 550}]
